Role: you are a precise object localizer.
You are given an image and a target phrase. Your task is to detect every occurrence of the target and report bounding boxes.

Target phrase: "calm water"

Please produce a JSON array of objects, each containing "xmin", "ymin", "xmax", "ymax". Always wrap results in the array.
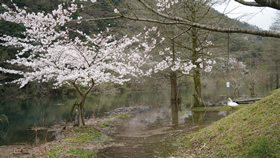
[
  {"xmin": 0, "ymin": 85, "xmax": 270, "ymax": 146},
  {"xmin": 0, "ymin": 91, "xmax": 170, "ymax": 145},
  {"xmin": 96, "ymin": 104, "xmax": 232, "ymax": 158}
]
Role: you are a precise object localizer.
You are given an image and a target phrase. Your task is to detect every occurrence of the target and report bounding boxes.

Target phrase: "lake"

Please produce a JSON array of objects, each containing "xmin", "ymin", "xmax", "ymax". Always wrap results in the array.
[
  {"xmin": 0, "ymin": 85, "xmax": 270, "ymax": 146},
  {"xmin": 0, "ymin": 91, "xmax": 170, "ymax": 145}
]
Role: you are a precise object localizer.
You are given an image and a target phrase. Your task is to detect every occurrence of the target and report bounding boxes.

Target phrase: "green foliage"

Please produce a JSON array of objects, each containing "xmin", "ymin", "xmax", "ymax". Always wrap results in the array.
[
  {"xmin": 0, "ymin": 20, "xmax": 26, "ymax": 37},
  {"xmin": 68, "ymin": 148, "xmax": 96, "ymax": 157},
  {"xmin": 48, "ymin": 146, "xmax": 97, "ymax": 157},
  {"xmin": 47, "ymin": 146, "xmax": 64, "ymax": 157}
]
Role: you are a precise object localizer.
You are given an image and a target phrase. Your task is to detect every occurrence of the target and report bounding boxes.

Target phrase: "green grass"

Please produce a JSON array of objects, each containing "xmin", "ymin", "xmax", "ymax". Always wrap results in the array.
[
  {"xmin": 47, "ymin": 146, "xmax": 97, "ymax": 157},
  {"xmin": 47, "ymin": 146, "xmax": 64, "ymax": 157},
  {"xmin": 67, "ymin": 148, "xmax": 96, "ymax": 158},
  {"xmin": 64, "ymin": 126, "xmax": 109, "ymax": 144},
  {"xmin": 174, "ymin": 89, "xmax": 280, "ymax": 157},
  {"xmin": 46, "ymin": 125, "xmax": 109, "ymax": 157},
  {"xmin": 45, "ymin": 112, "xmax": 131, "ymax": 157}
]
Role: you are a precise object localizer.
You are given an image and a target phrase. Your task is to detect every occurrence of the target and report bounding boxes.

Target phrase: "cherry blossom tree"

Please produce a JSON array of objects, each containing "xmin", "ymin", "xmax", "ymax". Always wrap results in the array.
[{"xmin": 0, "ymin": 2, "xmax": 159, "ymax": 127}]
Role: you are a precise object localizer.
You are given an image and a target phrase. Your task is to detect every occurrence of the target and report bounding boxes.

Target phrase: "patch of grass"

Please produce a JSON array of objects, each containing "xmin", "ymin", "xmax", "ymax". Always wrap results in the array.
[
  {"xmin": 47, "ymin": 146, "xmax": 64, "ymax": 157},
  {"xmin": 47, "ymin": 147, "xmax": 97, "ymax": 157},
  {"xmin": 246, "ymin": 136, "xmax": 279, "ymax": 158},
  {"xmin": 45, "ymin": 125, "xmax": 109, "ymax": 157},
  {"xmin": 173, "ymin": 89, "xmax": 280, "ymax": 157},
  {"xmin": 97, "ymin": 119, "xmax": 115, "ymax": 128},
  {"xmin": 68, "ymin": 148, "xmax": 96, "ymax": 158},
  {"xmin": 64, "ymin": 126, "xmax": 109, "ymax": 144}
]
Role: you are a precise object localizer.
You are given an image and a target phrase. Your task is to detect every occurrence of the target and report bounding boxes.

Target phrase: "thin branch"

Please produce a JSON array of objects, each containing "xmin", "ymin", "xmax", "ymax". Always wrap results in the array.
[
  {"xmin": 72, "ymin": 44, "xmax": 91, "ymax": 67},
  {"xmin": 80, "ymin": 16, "xmax": 123, "ymax": 22},
  {"xmin": 72, "ymin": 81, "xmax": 84, "ymax": 97},
  {"xmin": 84, "ymin": 79, "xmax": 95, "ymax": 97}
]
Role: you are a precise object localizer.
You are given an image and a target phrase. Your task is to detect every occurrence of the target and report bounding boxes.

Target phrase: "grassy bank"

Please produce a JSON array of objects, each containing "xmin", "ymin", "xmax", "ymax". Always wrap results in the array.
[
  {"xmin": 29, "ymin": 112, "xmax": 133, "ymax": 157},
  {"xmin": 173, "ymin": 89, "xmax": 280, "ymax": 157},
  {"xmin": 33, "ymin": 126, "xmax": 110, "ymax": 157}
]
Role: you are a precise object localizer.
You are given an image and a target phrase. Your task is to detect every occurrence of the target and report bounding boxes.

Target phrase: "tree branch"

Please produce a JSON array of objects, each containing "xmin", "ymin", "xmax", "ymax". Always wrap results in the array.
[
  {"xmin": 135, "ymin": 0, "xmax": 280, "ymax": 38},
  {"xmin": 235, "ymin": 0, "xmax": 280, "ymax": 10},
  {"xmin": 234, "ymin": 0, "xmax": 262, "ymax": 7},
  {"xmin": 84, "ymin": 79, "xmax": 95, "ymax": 97},
  {"xmin": 81, "ymin": 0, "xmax": 280, "ymax": 38},
  {"xmin": 71, "ymin": 79, "xmax": 95, "ymax": 97},
  {"xmin": 72, "ymin": 81, "xmax": 84, "ymax": 97},
  {"xmin": 79, "ymin": 15, "xmax": 123, "ymax": 22}
]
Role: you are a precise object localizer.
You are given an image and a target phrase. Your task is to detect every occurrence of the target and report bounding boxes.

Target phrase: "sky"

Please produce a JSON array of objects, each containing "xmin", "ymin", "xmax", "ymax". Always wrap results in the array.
[{"xmin": 213, "ymin": 0, "xmax": 279, "ymax": 30}]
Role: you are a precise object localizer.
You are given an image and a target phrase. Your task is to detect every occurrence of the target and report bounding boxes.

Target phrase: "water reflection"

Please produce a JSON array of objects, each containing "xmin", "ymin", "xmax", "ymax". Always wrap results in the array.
[
  {"xmin": 0, "ymin": 91, "xmax": 170, "ymax": 145},
  {"xmin": 0, "ymin": 87, "xmax": 242, "ymax": 146},
  {"xmin": 191, "ymin": 111, "xmax": 206, "ymax": 125},
  {"xmin": 97, "ymin": 103, "xmax": 233, "ymax": 158},
  {"xmin": 0, "ymin": 114, "xmax": 9, "ymax": 139}
]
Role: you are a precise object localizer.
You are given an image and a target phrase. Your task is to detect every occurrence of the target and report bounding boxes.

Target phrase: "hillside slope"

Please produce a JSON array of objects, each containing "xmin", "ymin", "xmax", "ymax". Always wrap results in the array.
[{"xmin": 174, "ymin": 89, "xmax": 280, "ymax": 157}]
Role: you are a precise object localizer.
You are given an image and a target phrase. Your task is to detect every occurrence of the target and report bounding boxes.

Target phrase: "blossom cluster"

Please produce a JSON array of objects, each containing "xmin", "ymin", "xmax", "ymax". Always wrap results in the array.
[
  {"xmin": 154, "ymin": 48, "xmax": 215, "ymax": 74},
  {"xmin": 156, "ymin": 0, "xmax": 179, "ymax": 11},
  {"xmin": 0, "ymin": 1, "xmax": 215, "ymax": 89},
  {"xmin": 0, "ymin": 3, "xmax": 161, "ymax": 88}
]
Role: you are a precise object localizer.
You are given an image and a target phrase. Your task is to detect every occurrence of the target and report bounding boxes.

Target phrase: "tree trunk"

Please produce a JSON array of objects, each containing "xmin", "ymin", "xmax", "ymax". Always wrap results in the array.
[
  {"xmin": 193, "ymin": 68, "xmax": 204, "ymax": 107},
  {"xmin": 72, "ymin": 80, "xmax": 95, "ymax": 127},
  {"xmin": 191, "ymin": 21, "xmax": 204, "ymax": 107},
  {"xmin": 78, "ymin": 95, "xmax": 86, "ymax": 127},
  {"xmin": 234, "ymin": 87, "xmax": 240, "ymax": 98},
  {"xmin": 170, "ymin": 72, "xmax": 179, "ymax": 103},
  {"xmin": 250, "ymin": 82, "xmax": 256, "ymax": 97},
  {"xmin": 171, "ymin": 101, "xmax": 179, "ymax": 129}
]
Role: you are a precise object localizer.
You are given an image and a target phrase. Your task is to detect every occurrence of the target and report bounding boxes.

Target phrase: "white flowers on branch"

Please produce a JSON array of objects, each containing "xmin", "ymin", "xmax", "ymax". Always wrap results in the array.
[
  {"xmin": 0, "ymin": 1, "xmax": 215, "ymax": 90},
  {"xmin": 156, "ymin": 0, "xmax": 180, "ymax": 11},
  {"xmin": 0, "ymin": 3, "xmax": 161, "ymax": 88},
  {"xmin": 154, "ymin": 49, "xmax": 215, "ymax": 74}
]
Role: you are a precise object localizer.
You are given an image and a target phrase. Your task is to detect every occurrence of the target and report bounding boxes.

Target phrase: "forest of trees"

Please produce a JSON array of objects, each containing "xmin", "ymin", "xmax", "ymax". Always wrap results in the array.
[{"xmin": 1, "ymin": 0, "xmax": 280, "ymax": 109}]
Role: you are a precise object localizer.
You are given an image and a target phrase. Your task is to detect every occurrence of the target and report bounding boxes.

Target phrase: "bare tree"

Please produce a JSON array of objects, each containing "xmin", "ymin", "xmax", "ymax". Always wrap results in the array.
[{"xmin": 83, "ymin": 0, "xmax": 280, "ymax": 38}]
